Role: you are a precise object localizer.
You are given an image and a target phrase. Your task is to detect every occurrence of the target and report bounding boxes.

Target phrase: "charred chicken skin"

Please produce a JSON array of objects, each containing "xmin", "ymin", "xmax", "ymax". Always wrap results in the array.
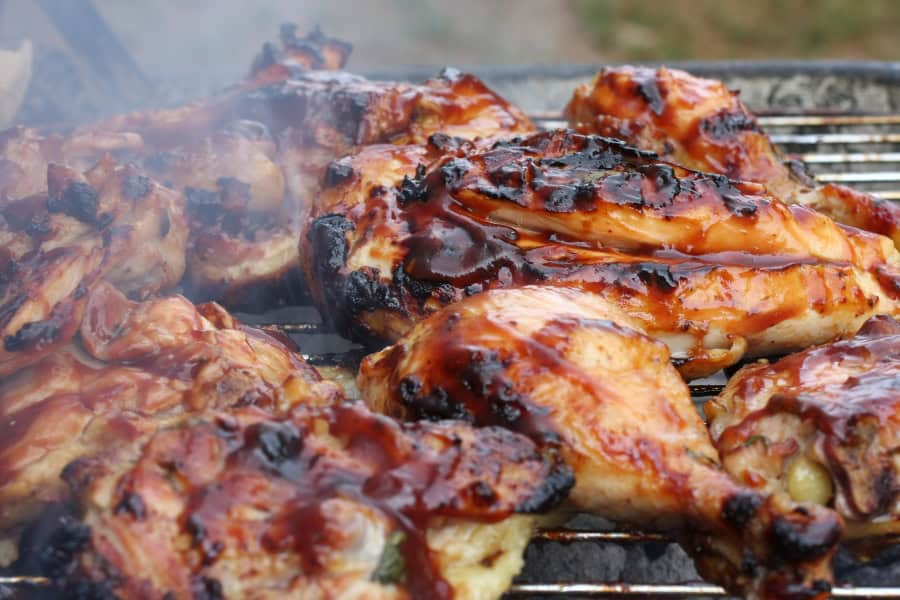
[
  {"xmin": 359, "ymin": 286, "xmax": 843, "ymax": 599},
  {"xmin": 17, "ymin": 403, "xmax": 572, "ymax": 600},
  {"xmin": 707, "ymin": 314, "xmax": 900, "ymax": 540},
  {"xmin": 0, "ymin": 27, "xmax": 533, "ymax": 306},
  {"xmin": 0, "ymin": 159, "xmax": 188, "ymax": 377},
  {"xmin": 303, "ymin": 129, "xmax": 900, "ymax": 378},
  {"xmin": 0, "ymin": 281, "xmax": 342, "ymax": 535},
  {"xmin": 565, "ymin": 66, "xmax": 900, "ymax": 247}
]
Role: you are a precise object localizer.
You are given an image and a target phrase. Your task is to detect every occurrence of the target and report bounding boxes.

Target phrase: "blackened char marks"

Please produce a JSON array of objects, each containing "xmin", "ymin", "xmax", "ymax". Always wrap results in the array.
[
  {"xmin": 14, "ymin": 503, "xmax": 90, "ymax": 578},
  {"xmin": 47, "ymin": 181, "xmax": 99, "ymax": 225},
  {"xmin": 322, "ymin": 161, "xmax": 355, "ymax": 188},
  {"xmin": 514, "ymin": 457, "xmax": 575, "ymax": 514},
  {"xmin": 708, "ymin": 174, "xmax": 759, "ymax": 217},
  {"xmin": 641, "ymin": 164, "xmax": 681, "ymax": 206},
  {"xmin": 398, "ymin": 375, "xmax": 474, "ymax": 422},
  {"xmin": 247, "ymin": 420, "xmax": 303, "ymax": 471},
  {"xmin": 599, "ymin": 164, "xmax": 684, "ymax": 210},
  {"xmin": 635, "ymin": 263, "xmax": 681, "ymax": 293},
  {"xmin": 345, "ymin": 269, "xmax": 403, "ymax": 315},
  {"xmin": 185, "ymin": 187, "xmax": 219, "ymax": 218},
  {"xmin": 722, "ymin": 492, "xmax": 762, "ymax": 531},
  {"xmin": 330, "ymin": 88, "xmax": 373, "ymax": 142},
  {"xmin": 601, "ymin": 171, "xmax": 644, "ymax": 207},
  {"xmin": 4, "ymin": 318, "xmax": 61, "ymax": 352},
  {"xmin": 114, "ymin": 492, "xmax": 147, "ymax": 520},
  {"xmin": 634, "ymin": 72, "xmax": 666, "ymax": 116},
  {"xmin": 122, "ymin": 174, "xmax": 152, "ymax": 201},
  {"xmin": 770, "ymin": 514, "xmax": 842, "ymax": 563},
  {"xmin": 0, "ymin": 293, "xmax": 26, "ymax": 331},
  {"xmin": 537, "ymin": 135, "xmax": 651, "ymax": 171},
  {"xmin": 307, "ymin": 214, "xmax": 353, "ymax": 275},
  {"xmin": 541, "ymin": 182, "xmax": 595, "ymax": 213},
  {"xmin": 397, "ymin": 164, "xmax": 429, "ymax": 205},
  {"xmin": 441, "ymin": 159, "xmax": 471, "ymax": 188},
  {"xmin": 392, "ymin": 265, "xmax": 455, "ymax": 305},
  {"xmin": 191, "ymin": 577, "xmax": 224, "ymax": 600},
  {"xmin": 699, "ymin": 110, "xmax": 760, "ymax": 140}
]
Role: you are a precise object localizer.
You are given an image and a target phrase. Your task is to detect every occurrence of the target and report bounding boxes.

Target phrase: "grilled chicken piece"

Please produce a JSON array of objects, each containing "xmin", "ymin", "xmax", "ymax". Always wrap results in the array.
[
  {"xmin": 565, "ymin": 66, "xmax": 900, "ymax": 247},
  {"xmin": 302, "ymin": 130, "xmax": 900, "ymax": 378},
  {"xmin": 0, "ymin": 281, "xmax": 342, "ymax": 534},
  {"xmin": 18, "ymin": 402, "xmax": 571, "ymax": 600},
  {"xmin": 706, "ymin": 314, "xmax": 900, "ymax": 540},
  {"xmin": 0, "ymin": 160, "xmax": 188, "ymax": 377},
  {"xmin": 359, "ymin": 286, "xmax": 842, "ymax": 599},
  {"xmin": 1, "ymin": 26, "xmax": 532, "ymax": 305}
]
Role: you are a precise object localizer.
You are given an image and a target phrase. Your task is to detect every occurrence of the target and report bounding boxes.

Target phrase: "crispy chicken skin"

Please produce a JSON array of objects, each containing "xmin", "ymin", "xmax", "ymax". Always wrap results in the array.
[
  {"xmin": 706, "ymin": 315, "xmax": 900, "ymax": 540},
  {"xmin": 565, "ymin": 66, "xmax": 900, "ymax": 247},
  {"xmin": 359, "ymin": 286, "xmax": 843, "ymax": 599},
  {"xmin": 303, "ymin": 130, "xmax": 900, "ymax": 377},
  {"xmin": 18, "ymin": 403, "xmax": 571, "ymax": 600},
  {"xmin": 0, "ymin": 160, "xmax": 188, "ymax": 377},
  {"xmin": 0, "ymin": 282, "xmax": 342, "ymax": 534}
]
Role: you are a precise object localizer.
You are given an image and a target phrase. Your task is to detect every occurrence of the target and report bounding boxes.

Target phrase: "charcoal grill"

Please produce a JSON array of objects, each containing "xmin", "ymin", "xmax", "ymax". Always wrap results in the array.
[{"xmin": 2, "ymin": 62, "xmax": 899, "ymax": 598}]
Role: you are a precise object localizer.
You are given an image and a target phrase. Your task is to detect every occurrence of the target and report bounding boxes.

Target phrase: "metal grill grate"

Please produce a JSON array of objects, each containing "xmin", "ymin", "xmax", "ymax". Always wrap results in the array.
[{"xmin": 2, "ymin": 113, "xmax": 899, "ymax": 598}]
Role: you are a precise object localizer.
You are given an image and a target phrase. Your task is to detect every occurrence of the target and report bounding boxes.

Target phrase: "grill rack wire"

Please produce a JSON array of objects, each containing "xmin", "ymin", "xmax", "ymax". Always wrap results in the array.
[{"xmin": 3, "ymin": 111, "xmax": 899, "ymax": 598}]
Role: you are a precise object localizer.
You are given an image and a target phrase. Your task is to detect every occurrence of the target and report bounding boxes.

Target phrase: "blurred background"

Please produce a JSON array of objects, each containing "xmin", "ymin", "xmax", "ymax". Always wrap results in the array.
[{"xmin": 0, "ymin": 0, "xmax": 896, "ymax": 125}]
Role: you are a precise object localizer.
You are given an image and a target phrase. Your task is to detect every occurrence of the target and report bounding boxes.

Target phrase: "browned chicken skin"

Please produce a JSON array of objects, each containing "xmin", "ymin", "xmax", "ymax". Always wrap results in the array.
[
  {"xmin": 359, "ymin": 286, "xmax": 843, "ymax": 599},
  {"xmin": 16, "ymin": 405, "xmax": 571, "ymax": 599},
  {"xmin": 707, "ymin": 315, "xmax": 900, "ymax": 540},
  {"xmin": 565, "ymin": 66, "xmax": 900, "ymax": 247},
  {"xmin": 0, "ymin": 160, "xmax": 188, "ymax": 377},
  {"xmin": 0, "ymin": 281, "xmax": 342, "ymax": 534},
  {"xmin": 1, "ymin": 27, "xmax": 533, "ymax": 306},
  {"xmin": 303, "ymin": 130, "xmax": 899, "ymax": 378}
]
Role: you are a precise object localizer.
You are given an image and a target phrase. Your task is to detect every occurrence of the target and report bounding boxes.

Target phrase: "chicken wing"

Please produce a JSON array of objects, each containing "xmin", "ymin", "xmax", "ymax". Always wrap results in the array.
[
  {"xmin": 359, "ymin": 286, "xmax": 842, "ymax": 599},
  {"xmin": 0, "ymin": 160, "xmax": 188, "ymax": 377},
  {"xmin": 0, "ymin": 281, "xmax": 342, "ymax": 534},
  {"xmin": 302, "ymin": 130, "xmax": 900, "ymax": 377},
  {"xmin": 16, "ymin": 401, "xmax": 571, "ymax": 600},
  {"xmin": 706, "ymin": 314, "xmax": 900, "ymax": 540},
  {"xmin": 565, "ymin": 66, "xmax": 900, "ymax": 246}
]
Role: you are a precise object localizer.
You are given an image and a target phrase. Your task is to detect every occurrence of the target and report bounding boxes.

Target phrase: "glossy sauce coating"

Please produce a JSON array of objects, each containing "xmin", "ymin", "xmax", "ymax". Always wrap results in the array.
[
  {"xmin": 0, "ymin": 282, "xmax": 342, "ymax": 531},
  {"xmin": 565, "ymin": 66, "xmax": 900, "ymax": 247},
  {"xmin": 358, "ymin": 286, "xmax": 844, "ymax": 599},
  {"xmin": 36, "ymin": 403, "xmax": 571, "ymax": 599},
  {"xmin": 304, "ymin": 130, "xmax": 899, "ymax": 377},
  {"xmin": 709, "ymin": 315, "xmax": 900, "ymax": 531}
]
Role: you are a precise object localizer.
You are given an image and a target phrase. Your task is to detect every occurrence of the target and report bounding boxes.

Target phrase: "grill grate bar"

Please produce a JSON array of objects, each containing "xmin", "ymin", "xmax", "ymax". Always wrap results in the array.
[
  {"xmin": 815, "ymin": 172, "xmax": 900, "ymax": 183},
  {"xmin": 801, "ymin": 152, "xmax": 900, "ymax": 164},
  {"xmin": 769, "ymin": 132, "xmax": 900, "ymax": 145},
  {"xmin": 757, "ymin": 114, "xmax": 900, "ymax": 127},
  {"xmin": 527, "ymin": 112, "xmax": 900, "ymax": 127},
  {"xmin": 506, "ymin": 583, "xmax": 900, "ymax": 598},
  {"xmin": 534, "ymin": 529, "xmax": 667, "ymax": 543}
]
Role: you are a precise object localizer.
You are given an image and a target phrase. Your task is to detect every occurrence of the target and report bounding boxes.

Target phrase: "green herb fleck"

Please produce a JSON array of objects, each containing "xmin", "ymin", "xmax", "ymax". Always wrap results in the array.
[
  {"xmin": 372, "ymin": 530, "xmax": 406, "ymax": 584},
  {"xmin": 742, "ymin": 435, "xmax": 770, "ymax": 450}
]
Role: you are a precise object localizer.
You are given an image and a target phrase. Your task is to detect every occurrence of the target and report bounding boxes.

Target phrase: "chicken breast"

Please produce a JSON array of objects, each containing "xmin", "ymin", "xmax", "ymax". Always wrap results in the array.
[
  {"xmin": 302, "ymin": 130, "xmax": 900, "ymax": 378},
  {"xmin": 0, "ymin": 160, "xmax": 188, "ymax": 377},
  {"xmin": 0, "ymin": 282, "xmax": 342, "ymax": 534},
  {"xmin": 565, "ymin": 66, "xmax": 900, "ymax": 247},
  {"xmin": 1, "ymin": 27, "xmax": 533, "ymax": 307},
  {"xmin": 16, "ymin": 402, "xmax": 572, "ymax": 600}
]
